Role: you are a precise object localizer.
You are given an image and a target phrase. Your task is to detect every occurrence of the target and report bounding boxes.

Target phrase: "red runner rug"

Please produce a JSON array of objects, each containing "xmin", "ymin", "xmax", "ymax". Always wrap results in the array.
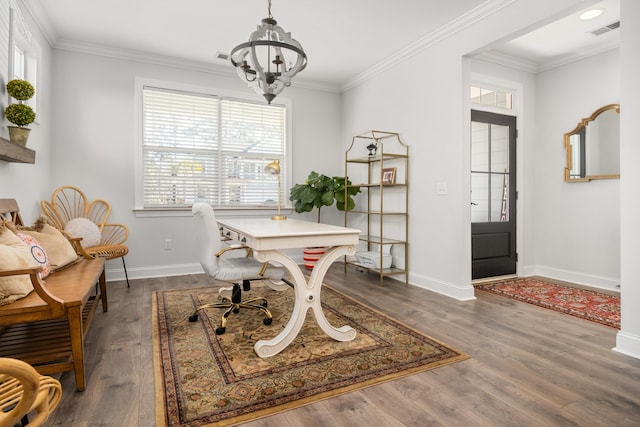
[{"xmin": 475, "ymin": 277, "xmax": 620, "ymax": 329}]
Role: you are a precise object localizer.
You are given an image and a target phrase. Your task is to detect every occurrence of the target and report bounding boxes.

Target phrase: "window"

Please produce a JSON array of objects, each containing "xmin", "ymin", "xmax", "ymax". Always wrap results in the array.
[
  {"xmin": 139, "ymin": 84, "xmax": 288, "ymax": 210},
  {"xmin": 470, "ymin": 86, "xmax": 512, "ymax": 110},
  {"xmin": 8, "ymin": 5, "xmax": 39, "ymax": 116}
]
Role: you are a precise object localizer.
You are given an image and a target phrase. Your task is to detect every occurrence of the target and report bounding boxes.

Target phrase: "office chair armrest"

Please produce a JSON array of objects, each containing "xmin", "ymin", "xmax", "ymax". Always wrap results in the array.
[{"xmin": 215, "ymin": 245, "xmax": 253, "ymax": 258}]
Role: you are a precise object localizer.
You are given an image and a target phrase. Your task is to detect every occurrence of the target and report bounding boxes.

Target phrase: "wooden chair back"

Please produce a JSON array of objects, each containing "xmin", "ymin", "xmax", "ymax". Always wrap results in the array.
[
  {"xmin": 41, "ymin": 186, "xmax": 111, "ymax": 232},
  {"xmin": 0, "ymin": 198, "xmax": 24, "ymax": 226}
]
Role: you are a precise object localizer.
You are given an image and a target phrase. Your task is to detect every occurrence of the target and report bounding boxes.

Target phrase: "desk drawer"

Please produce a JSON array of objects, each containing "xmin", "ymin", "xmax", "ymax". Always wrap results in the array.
[{"xmin": 219, "ymin": 227, "xmax": 240, "ymax": 242}]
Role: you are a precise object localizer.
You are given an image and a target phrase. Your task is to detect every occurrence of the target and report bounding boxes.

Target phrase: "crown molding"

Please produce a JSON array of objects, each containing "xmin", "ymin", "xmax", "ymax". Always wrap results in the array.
[
  {"xmin": 534, "ymin": 41, "xmax": 619, "ymax": 73},
  {"xmin": 52, "ymin": 38, "xmax": 340, "ymax": 94},
  {"xmin": 474, "ymin": 51, "xmax": 540, "ymax": 73},
  {"xmin": 19, "ymin": 0, "xmax": 57, "ymax": 45},
  {"xmin": 475, "ymin": 41, "xmax": 619, "ymax": 74},
  {"xmin": 18, "ymin": 0, "xmax": 338, "ymax": 94},
  {"xmin": 341, "ymin": 0, "xmax": 518, "ymax": 91}
]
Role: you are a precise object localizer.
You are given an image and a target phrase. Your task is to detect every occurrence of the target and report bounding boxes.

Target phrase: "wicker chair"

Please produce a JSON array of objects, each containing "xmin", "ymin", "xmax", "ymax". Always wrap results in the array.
[
  {"xmin": 41, "ymin": 185, "xmax": 130, "ymax": 287},
  {"xmin": 0, "ymin": 357, "xmax": 62, "ymax": 427}
]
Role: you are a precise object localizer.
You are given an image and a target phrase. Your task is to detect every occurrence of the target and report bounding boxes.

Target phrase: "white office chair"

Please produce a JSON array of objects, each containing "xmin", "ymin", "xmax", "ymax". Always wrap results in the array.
[{"xmin": 190, "ymin": 203, "xmax": 286, "ymax": 335}]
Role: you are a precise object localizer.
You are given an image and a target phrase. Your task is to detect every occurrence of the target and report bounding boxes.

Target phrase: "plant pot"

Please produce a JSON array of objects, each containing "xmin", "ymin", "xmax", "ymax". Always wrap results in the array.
[
  {"xmin": 8, "ymin": 126, "xmax": 31, "ymax": 146},
  {"xmin": 303, "ymin": 247, "xmax": 327, "ymax": 270}
]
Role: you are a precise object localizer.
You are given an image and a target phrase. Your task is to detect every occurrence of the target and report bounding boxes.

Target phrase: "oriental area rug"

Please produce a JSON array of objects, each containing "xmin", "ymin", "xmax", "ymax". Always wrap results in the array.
[
  {"xmin": 152, "ymin": 283, "xmax": 468, "ymax": 427},
  {"xmin": 475, "ymin": 277, "xmax": 620, "ymax": 329}
]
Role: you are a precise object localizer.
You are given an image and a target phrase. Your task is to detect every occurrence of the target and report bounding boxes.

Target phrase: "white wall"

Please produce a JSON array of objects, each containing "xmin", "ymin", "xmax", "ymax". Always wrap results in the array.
[
  {"xmin": 47, "ymin": 50, "xmax": 342, "ymax": 279},
  {"xmin": 342, "ymin": 0, "xmax": 591, "ymax": 300},
  {"xmin": 534, "ymin": 49, "xmax": 620, "ymax": 290},
  {"xmin": 616, "ymin": 0, "xmax": 640, "ymax": 359},
  {"xmin": 0, "ymin": 0, "xmax": 53, "ymax": 218}
]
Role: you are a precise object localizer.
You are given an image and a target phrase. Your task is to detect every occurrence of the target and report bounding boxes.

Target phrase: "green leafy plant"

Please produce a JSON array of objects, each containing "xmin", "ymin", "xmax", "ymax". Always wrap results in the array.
[
  {"xmin": 4, "ymin": 79, "xmax": 36, "ymax": 127},
  {"xmin": 4, "ymin": 103, "xmax": 35, "ymax": 127},
  {"xmin": 289, "ymin": 171, "xmax": 361, "ymax": 222},
  {"xmin": 6, "ymin": 79, "xmax": 35, "ymax": 100}
]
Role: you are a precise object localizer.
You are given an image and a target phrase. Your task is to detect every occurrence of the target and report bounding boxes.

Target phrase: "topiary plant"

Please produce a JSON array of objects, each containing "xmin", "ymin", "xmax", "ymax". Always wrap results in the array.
[
  {"xmin": 4, "ymin": 103, "xmax": 35, "ymax": 127},
  {"xmin": 6, "ymin": 79, "xmax": 35, "ymax": 101},
  {"xmin": 5, "ymin": 79, "xmax": 36, "ymax": 127}
]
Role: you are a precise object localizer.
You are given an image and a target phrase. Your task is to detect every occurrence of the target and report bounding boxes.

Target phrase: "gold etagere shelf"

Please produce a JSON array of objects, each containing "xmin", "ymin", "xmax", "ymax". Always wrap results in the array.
[{"xmin": 344, "ymin": 130, "xmax": 409, "ymax": 285}]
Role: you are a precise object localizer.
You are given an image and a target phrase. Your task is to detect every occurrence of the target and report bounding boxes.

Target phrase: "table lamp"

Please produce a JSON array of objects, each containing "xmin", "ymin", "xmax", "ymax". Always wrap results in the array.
[{"xmin": 265, "ymin": 159, "xmax": 286, "ymax": 220}]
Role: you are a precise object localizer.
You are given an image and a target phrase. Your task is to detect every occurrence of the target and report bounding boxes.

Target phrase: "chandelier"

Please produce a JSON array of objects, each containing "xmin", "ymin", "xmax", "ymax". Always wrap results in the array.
[{"xmin": 230, "ymin": 0, "xmax": 307, "ymax": 104}]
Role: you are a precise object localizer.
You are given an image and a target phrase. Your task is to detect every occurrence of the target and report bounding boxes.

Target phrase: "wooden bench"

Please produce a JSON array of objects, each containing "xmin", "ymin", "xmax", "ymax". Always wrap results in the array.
[{"xmin": 0, "ymin": 199, "xmax": 107, "ymax": 391}]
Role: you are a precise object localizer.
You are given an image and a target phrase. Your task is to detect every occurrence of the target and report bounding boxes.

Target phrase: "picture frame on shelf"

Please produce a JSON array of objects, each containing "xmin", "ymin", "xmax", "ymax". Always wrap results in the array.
[{"xmin": 382, "ymin": 167, "xmax": 396, "ymax": 185}]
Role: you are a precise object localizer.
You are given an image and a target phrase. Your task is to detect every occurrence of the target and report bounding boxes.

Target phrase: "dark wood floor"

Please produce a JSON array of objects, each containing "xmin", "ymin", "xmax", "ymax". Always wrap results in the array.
[{"xmin": 44, "ymin": 265, "xmax": 640, "ymax": 426}]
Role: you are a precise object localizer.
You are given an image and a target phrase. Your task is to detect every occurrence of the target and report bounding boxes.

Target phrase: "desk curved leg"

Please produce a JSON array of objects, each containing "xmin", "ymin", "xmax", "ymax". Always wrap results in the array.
[{"xmin": 253, "ymin": 245, "xmax": 357, "ymax": 358}]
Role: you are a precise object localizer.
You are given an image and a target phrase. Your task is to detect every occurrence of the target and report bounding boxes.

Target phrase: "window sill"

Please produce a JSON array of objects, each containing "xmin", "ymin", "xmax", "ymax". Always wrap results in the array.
[{"xmin": 133, "ymin": 207, "xmax": 294, "ymax": 218}]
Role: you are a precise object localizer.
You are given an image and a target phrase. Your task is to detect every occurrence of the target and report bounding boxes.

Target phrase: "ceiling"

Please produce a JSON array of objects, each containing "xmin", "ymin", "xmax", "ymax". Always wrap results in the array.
[
  {"xmin": 22, "ymin": 0, "xmax": 620, "ymax": 89},
  {"xmin": 485, "ymin": 0, "xmax": 620, "ymax": 72}
]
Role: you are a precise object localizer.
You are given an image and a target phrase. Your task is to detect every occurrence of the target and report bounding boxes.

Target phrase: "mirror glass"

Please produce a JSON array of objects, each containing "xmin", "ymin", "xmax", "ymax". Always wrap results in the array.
[{"xmin": 564, "ymin": 104, "xmax": 620, "ymax": 182}]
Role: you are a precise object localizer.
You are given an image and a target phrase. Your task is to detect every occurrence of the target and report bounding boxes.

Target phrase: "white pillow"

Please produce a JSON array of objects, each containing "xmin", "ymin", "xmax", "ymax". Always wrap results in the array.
[{"xmin": 65, "ymin": 218, "xmax": 101, "ymax": 248}]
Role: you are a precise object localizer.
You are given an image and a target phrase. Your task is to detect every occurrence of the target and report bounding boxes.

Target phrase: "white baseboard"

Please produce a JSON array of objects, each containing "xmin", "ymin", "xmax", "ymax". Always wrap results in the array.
[
  {"xmin": 105, "ymin": 262, "xmax": 203, "ymax": 282},
  {"xmin": 614, "ymin": 331, "xmax": 640, "ymax": 360},
  {"xmin": 410, "ymin": 272, "xmax": 476, "ymax": 301},
  {"xmin": 105, "ymin": 254, "xmax": 306, "ymax": 283},
  {"xmin": 524, "ymin": 265, "xmax": 620, "ymax": 291}
]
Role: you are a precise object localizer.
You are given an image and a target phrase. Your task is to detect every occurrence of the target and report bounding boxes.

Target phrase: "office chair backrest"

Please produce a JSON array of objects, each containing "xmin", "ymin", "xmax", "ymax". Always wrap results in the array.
[{"xmin": 192, "ymin": 203, "xmax": 223, "ymax": 276}]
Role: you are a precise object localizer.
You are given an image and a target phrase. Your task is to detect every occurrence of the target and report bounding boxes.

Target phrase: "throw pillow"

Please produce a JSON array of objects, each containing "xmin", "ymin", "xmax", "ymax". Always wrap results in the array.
[
  {"xmin": 64, "ymin": 218, "xmax": 101, "ymax": 249},
  {"xmin": 20, "ymin": 223, "xmax": 78, "ymax": 271},
  {"xmin": 0, "ymin": 227, "xmax": 37, "ymax": 306},
  {"xmin": 17, "ymin": 233, "xmax": 51, "ymax": 278}
]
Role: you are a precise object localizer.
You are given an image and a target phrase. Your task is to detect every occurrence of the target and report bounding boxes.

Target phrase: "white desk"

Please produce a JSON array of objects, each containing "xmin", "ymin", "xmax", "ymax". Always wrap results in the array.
[{"xmin": 217, "ymin": 217, "xmax": 360, "ymax": 357}]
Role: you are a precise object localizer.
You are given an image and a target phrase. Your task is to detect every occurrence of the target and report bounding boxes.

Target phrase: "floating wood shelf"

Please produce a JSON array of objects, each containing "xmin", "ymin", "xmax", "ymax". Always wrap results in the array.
[{"xmin": 0, "ymin": 136, "xmax": 35, "ymax": 163}]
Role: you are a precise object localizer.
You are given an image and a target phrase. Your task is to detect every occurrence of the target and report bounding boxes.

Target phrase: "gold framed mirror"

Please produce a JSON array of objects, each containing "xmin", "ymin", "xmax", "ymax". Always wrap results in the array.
[{"xmin": 564, "ymin": 104, "xmax": 620, "ymax": 182}]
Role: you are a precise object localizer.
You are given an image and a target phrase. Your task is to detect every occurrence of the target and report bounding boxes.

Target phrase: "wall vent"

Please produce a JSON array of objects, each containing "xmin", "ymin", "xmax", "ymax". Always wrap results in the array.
[
  {"xmin": 589, "ymin": 21, "xmax": 620, "ymax": 36},
  {"xmin": 216, "ymin": 51, "xmax": 229, "ymax": 60}
]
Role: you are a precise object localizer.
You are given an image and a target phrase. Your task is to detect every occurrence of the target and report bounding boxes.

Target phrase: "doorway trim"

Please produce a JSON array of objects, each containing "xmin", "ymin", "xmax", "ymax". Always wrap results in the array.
[{"xmin": 469, "ymin": 72, "xmax": 525, "ymax": 282}]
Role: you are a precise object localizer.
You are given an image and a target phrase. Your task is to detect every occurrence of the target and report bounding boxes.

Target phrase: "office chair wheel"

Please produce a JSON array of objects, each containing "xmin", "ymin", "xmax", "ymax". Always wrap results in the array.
[
  {"xmin": 263, "ymin": 318, "xmax": 272, "ymax": 326},
  {"xmin": 215, "ymin": 326, "xmax": 226, "ymax": 335},
  {"xmin": 188, "ymin": 314, "xmax": 199, "ymax": 322},
  {"xmin": 261, "ymin": 301, "xmax": 268, "ymax": 308}
]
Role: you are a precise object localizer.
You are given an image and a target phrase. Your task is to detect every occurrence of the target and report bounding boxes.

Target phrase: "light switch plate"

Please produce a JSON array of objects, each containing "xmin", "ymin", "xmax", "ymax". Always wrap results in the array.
[{"xmin": 437, "ymin": 181, "xmax": 448, "ymax": 195}]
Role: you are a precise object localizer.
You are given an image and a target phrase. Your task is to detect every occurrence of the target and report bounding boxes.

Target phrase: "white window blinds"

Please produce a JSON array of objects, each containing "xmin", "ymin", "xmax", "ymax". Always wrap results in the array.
[{"xmin": 142, "ymin": 86, "xmax": 286, "ymax": 208}]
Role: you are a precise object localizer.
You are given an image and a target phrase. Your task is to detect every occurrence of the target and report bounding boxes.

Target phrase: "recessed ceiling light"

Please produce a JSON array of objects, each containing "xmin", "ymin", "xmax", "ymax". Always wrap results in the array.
[{"xmin": 580, "ymin": 8, "xmax": 604, "ymax": 20}]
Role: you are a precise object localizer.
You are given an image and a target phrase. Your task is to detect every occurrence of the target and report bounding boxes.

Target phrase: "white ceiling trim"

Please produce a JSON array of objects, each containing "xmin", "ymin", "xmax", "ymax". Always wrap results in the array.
[
  {"xmin": 52, "ymin": 38, "xmax": 341, "ymax": 93},
  {"xmin": 341, "ymin": 0, "xmax": 518, "ymax": 92},
  {"xmin": 476, "ymin": 40, "xmax": 619, "ymax": 74},
  {"xmin": 474, "ymin": 51, "xmax": 540, "ymax": 73},
  {"xmin": 24, "ymin": 0, "xmax": 515, "ymax": 95},
  {"xmin": 20, "ymin": 0, "xmax": 56, "ymax": 45},
  {"xmin": 534, "ymin": 41, "xmax": 619, "ymax": 73}
]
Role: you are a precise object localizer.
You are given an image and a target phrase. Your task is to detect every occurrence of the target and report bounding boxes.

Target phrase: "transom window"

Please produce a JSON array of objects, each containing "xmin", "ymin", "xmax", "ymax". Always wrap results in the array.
[
  {"xmin": 470, "ymin": 86, "xmax": 512, "ymax": 110},
  {"xmin": 139, "ymin": 85, "xmax": 288, "ymax": 210}
]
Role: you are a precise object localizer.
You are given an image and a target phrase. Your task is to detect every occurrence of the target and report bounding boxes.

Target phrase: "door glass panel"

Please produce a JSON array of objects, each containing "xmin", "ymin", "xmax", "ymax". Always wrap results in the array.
[
  {"xmin": 471, "ymin": 122, "xmax": 489, "ymax": 172},
  {"xmin": 471, "ymin": 121, "xmax": 510, "ymax": 223},
  {"xmin": 491, "ymin": 173, "xmax": 509, "ymax": 222},
  {"xmin": 491, "ymin": 124, "xmax": 509, "ymax": 173},
  {"xmin": 471, "ymin": 172, "xmax": 488, "ymax": 222}
]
